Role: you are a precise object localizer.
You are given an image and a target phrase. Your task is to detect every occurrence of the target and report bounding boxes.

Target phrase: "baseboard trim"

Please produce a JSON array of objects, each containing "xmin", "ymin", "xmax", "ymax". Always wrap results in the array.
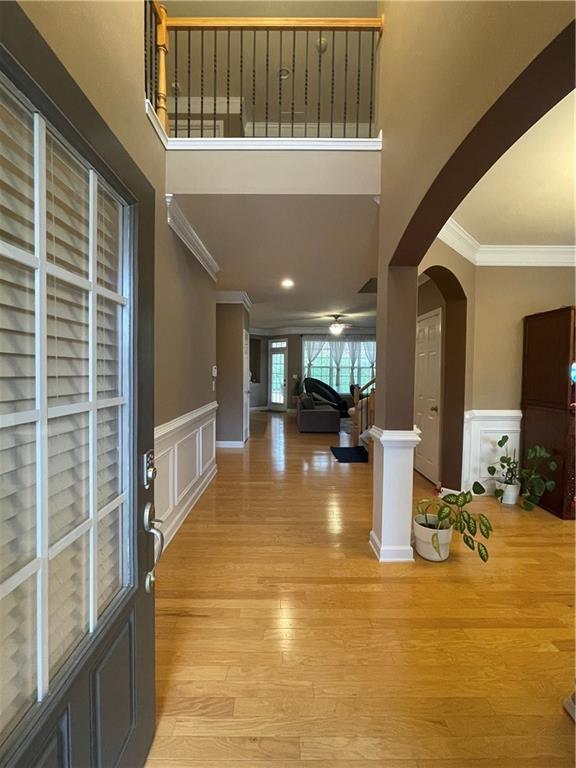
[
  {"xmin": 250, "ymin": 406, "xmax": 268, "ymax": 412},
  {"xmin": 162, "ymin": 463, "xmax": 217, "ymax": 548},
  {"xmin": 216, "ymin": 440, "xmax": 246, "ymax": 448},
  {"xmin": 369, "ymin": 531, "xmax": 415, "ymax": 563}
]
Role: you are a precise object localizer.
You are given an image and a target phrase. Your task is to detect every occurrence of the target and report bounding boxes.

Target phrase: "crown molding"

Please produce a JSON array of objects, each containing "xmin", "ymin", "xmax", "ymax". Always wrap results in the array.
[
  {"xmin": 475, "ymin": 245, "xmax": 576, "ymax": 267},
  {"xmin": 165, "ymin": 194, "xmax": 220, "ymax": 281},
  {"xmin": 216, "ymin": 290, "xmax": 253, "ymax": 312},
  {"xmin": 437, "ymin": 218, "xmax": 480, "ymax": 264},
  {"xmin": 166, "ymin": 132, "xmax": 382, "ymax": 151},
  {"xmin": 438, "ymin": 217, "xmax": 575, "ymax": 267},
  {"xmin": 249, "ymin": 326, "xmax": 376, "ymax": 337}
]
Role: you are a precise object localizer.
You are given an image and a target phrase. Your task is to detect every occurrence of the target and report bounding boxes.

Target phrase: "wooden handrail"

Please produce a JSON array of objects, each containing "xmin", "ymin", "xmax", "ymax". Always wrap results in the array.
[
  {"xmin": 154, "ymin": 3, "xmax": 169, "ymax": 132},
  {"xmin": 166, "ymin": 17, "xmax": 384, "ymax": 33}
]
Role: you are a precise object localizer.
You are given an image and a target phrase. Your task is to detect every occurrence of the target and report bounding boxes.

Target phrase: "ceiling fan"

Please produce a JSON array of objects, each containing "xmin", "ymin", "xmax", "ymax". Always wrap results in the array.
[{"xmin": 327, "ymin": 314, "xmax": 349, "ymax": 336}]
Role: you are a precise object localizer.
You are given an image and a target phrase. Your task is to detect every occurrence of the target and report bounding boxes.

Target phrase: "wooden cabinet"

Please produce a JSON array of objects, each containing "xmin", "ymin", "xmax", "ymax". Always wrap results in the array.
[{"xmin": 522, "ymin": 306, "xmax": 575, "ymax": 519}]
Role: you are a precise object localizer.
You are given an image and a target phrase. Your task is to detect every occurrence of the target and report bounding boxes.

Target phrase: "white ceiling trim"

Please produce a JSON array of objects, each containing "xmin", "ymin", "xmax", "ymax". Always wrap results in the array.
[
  {"xmin": 250, "ymin": 326, "xmax": 376, "ymax": 336},
  {"xmin": 438, "ymin": 217, "xmax": 575, "ymax": 267},
  {"xmin": 165, "ymin": 194, "xmax": 220, "ymax": 281},
  {"xmin": 166, "ymin": 131, "xmax": 382, "ymax": 151},
  {"xmin": 216, "ymin": 291, "xmax": 253, "ymax": 313}
]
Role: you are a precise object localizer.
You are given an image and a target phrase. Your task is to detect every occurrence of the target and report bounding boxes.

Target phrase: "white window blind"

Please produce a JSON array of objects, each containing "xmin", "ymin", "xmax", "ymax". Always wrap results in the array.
[{"xmin": 0, "ymin": 77, "xmax": 132, "ymax": 744}]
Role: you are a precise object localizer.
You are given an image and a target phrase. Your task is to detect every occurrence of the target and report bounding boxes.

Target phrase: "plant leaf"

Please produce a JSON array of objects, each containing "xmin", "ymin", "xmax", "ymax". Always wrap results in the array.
[
  {"xmin": 487, "ymin": 466, "xmax": 496, "ymax": 476},
  {"xmin": 478, "ymin": 513, "xmax": 493, "ymax": 532},
  {"xmin": 461, "ymin": 509, "xmax": 471, "ymax": 524},
  {"xmin": 477, "ymin": 542, "xmax": 489, "ymax": 562},
  {"xmin": 479, "ymin": 519, "xmax": 491, "ymax": 539},
  {"xmin": 494, "ymin": 488, "xmax": 504, "ymax": 502},
  {"xmin": 431, "ymin": 531, "xmax": 441, "ymax": 557},
  {"xmin": 465, "ymin": 491, "xmax": 473, "ymax": 504},
  {"xmin": 456, "ymin": 492, "xmax": 467, "ymax": 507},
  {"xmin": 545, "ymin": 480, "xmax": 556, "ymax": 492},
  {"xmin": 442, "ymin": 493, "xmax": 458, "ymax": 505},
  {"xmin": 437, "ymin": 505, "xmax": 452, "ymax": 522},
  {"xmin": 463, "ymin": 534, "xmax": 475, "ymax": 551},
  {"xmin": 466, "ymin": 517, "xmax": 477, "ymax": 536},
  {"xmin": 472, "ymin": 481, "xmax": 485, "ymax": 495},
  {"xmin": 549, "ymin": 461, "xmax": 558, "ymax": 471},
  {"xmin": 497, "ymin": 435, "xmax": 509, "ymax": 448},
  {"xmin": 522, "ymin": 499, "xmax": 535, "ymax": 511}
]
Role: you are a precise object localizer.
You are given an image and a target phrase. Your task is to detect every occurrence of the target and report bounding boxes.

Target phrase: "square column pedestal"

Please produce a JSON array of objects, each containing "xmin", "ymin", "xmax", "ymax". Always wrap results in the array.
[{"xmin": 369, "ymin": 426, "xmax": 421, "ymax": 562}]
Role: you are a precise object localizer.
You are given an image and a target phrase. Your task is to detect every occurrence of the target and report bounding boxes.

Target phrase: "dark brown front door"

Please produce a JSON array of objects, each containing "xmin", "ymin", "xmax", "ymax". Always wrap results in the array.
[{"xmin": 0, "ymin": 5, "xmax": 157, "ymax": 766}]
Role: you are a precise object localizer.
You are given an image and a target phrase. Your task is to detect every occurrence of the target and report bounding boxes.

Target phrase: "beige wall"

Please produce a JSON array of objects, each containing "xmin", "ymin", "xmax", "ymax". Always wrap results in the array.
[
  {"xmin": 373, "ymin": 0, "xmax": 573, "ymax": 426},
  {"xmin": 20, "ymin": 1, "xmax": 217, "ymax": 426},
  {"xmin": 216, "ymin": 304, "xmax": 248, "ymax": 441},
  {"xmin": 419, "ymin": 242, "xmax": 575, "ymax": 411},
  {"xmin": 473, "ymin": 266, "xmax": 575, "ymax": 409}
]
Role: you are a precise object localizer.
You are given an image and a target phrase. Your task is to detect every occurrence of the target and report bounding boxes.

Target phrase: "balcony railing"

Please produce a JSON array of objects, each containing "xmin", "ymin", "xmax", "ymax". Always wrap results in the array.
[{"xmin": 145, "ymin": 2, "xmax": 383, "ymax": 140}]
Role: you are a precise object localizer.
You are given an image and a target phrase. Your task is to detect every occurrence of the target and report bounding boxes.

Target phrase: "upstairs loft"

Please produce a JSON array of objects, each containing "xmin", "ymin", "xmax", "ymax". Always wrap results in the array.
[{"xmin": 145, "ymin": 1, "xmax": 383, "ymax": 148}]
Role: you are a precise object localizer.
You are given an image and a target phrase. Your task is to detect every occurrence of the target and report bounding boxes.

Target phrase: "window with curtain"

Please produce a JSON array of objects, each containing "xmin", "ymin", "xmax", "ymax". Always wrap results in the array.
[
  {"xmin": 303, "ymin": 337, "xmax": 376, "ymax": 392},
  {"xmin": 0, "ymin": 76, "xmax": 131, "ymax": 742}
]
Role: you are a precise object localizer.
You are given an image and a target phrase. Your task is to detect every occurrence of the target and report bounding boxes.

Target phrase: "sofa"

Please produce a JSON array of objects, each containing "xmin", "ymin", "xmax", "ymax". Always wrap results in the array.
[{"xmin": 296, "ymin": 395, "xmax": 341, "ymax": 433}]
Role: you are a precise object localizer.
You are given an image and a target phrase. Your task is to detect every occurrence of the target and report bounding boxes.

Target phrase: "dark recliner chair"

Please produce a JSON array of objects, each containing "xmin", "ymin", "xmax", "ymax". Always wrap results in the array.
[{"xmin": 303, "ymin": 377, "xmax": 350, "ymax": 417}]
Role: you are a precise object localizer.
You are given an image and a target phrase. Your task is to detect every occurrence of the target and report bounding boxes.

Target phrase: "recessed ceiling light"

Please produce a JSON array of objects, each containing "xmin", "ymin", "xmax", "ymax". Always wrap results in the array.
[{"xmin": 281, "ymin": 278, "xmax": 294, "ymax": 289}]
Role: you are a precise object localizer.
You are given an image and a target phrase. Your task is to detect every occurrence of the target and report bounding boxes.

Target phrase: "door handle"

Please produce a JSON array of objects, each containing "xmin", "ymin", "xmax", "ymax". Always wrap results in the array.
[{"xmin": 143, "ymin": 502, "xmax": 164, "ymax": 593}]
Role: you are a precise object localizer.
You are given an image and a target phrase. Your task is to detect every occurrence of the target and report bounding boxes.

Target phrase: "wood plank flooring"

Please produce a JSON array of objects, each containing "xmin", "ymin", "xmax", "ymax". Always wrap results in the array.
[{"xmin": 146, "ymin": 412, "xmax": 574, "ymax": 767}]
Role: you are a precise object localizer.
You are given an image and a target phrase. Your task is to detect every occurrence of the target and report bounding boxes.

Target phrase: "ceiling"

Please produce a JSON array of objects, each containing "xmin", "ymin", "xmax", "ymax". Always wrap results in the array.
[
  {"xmin": 175, "ymin": 194, "xmax": 379, "ymax": 329},
  {"xmin": 451, "ymin": 90, "xmax": 575, "ymax": 246}
]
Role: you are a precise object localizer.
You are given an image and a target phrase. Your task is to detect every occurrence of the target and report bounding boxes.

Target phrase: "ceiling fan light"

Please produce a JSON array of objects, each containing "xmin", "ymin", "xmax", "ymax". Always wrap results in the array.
[{"xmin": 329, "ymin": 322, "xmax": 345, "ymax": 336}]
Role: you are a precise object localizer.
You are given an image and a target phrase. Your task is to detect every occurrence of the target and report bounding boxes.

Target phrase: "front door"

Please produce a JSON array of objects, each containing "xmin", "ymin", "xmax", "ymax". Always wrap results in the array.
[
  {"xmin": 269, "ymin": 340, "xmax": 288, "ymax": 411},
  {"xmin": 414, "ymin": 309, "xmax": 442, "ymax": 484},
  {"xmin": 0, "ymin": 26, "xmax": 155, "ymax": 768}
]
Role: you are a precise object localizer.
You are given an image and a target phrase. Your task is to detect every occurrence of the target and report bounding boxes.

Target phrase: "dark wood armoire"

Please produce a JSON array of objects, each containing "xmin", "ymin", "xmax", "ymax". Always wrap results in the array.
[{"xmin": 521, "ymin": 306, "xmax": 575, "ymax": 519}]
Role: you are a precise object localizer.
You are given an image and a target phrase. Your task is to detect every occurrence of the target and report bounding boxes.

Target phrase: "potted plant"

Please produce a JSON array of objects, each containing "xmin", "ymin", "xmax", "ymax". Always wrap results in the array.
[
  {"xmin": 413, "ymin": 483, "xmax": 492, "ymax": 563},
  {"xmin": 487, "ymin": 435, "xmax": 520, "ymax": 506},
  {"xmin": 488, "ymin": 435, "xmax": 557, "ymax": 510}
]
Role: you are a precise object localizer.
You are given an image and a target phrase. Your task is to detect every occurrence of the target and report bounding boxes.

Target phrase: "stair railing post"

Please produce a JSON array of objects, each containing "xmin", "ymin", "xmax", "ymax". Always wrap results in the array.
[{"xmin": 156, "ymin": 4, "xmax": 169, "ymax": 132}]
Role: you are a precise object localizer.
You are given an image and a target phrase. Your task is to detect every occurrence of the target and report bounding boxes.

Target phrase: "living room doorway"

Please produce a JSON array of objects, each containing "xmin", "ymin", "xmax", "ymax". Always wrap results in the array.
[{"xmin": 269, "ymin": 339, "xmax": 288, "ymax": 410}]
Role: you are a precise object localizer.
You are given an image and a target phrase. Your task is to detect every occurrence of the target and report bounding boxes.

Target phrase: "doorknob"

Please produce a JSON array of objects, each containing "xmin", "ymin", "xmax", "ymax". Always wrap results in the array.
[{"xmin": 143, "ymin": 502, "xmax": 164, "ymax": 593}]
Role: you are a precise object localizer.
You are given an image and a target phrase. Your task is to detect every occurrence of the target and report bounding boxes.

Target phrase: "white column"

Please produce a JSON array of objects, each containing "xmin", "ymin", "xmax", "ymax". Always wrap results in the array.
[{"xmin": 369, "ymin": 426, "xmax": 421, "ymax": 563}]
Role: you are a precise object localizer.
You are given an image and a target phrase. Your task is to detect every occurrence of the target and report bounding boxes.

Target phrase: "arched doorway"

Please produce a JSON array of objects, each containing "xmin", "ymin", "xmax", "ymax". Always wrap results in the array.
[{"xmin": 415, "ymin": 266, "xmax": 467, "ymax": 491}]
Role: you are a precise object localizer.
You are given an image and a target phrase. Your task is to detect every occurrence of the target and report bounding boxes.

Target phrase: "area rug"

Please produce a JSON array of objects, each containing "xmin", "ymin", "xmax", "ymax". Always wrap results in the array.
[{"xmin": 330, "ymin": 445, "xmax": 369, "ymax": 463}]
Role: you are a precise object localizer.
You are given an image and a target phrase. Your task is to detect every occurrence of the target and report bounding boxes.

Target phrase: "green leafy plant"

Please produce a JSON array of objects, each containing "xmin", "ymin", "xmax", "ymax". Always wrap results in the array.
[
  {"xmin": 519, "ymin": 445, "xmax": 557, "ymax": 510},
  {"xmin": 415, "ymin": 482, "xmax": 492, "ymax": 562},
  {"xmin": 487, "ymin": 435, "xmax": 557, "ymax": 510}
]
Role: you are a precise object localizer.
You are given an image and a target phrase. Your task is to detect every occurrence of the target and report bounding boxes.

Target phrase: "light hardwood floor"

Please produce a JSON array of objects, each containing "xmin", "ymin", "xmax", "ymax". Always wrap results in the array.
[{"xmin": 147, "ymin": 412, "xmax": 574, "ymax": 767}]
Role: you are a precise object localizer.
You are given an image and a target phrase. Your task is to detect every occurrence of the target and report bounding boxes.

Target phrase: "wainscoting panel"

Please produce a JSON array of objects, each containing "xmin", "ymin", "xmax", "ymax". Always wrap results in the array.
[
  {"xmin": 154, "ymin": 402, "xmax": 218, "ymax": 547},
  {"xmin": 461, "ymin": 410, "xmax": 522, "ymax": 493}
]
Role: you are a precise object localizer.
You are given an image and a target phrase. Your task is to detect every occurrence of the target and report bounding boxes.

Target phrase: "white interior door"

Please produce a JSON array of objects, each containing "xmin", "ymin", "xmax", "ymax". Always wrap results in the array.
[
  {"xmin": 414, "ymin": 309, "xmax": 442, "ymax": 484},
  {"xmin": 269, "ymin": 340, "xmax": 288, "ymax": 411},
  {"xmin": 243, "ymin": 329, "xmax": 250, "ymax": 442}
]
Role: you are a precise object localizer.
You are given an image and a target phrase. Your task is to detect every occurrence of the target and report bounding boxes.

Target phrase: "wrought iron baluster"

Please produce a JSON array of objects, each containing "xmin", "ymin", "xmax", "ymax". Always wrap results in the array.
[
  {"xmin": 187, "ymin": 30, "xmax": 191, "ymax": 137},
  {"xmin": 368, "ymin": 31, "xmax": 375, "ymax": 138},
  {"xmin": 144, "ymin": 3, "xmax": 149, "ymax": 101},
  {"xmin": 226, "ymin": 30, "xmax": 230, "ymax": 135},
  {"xmin": 265, "ymin": 30, "xmax": 270, "ymax": 137},
  {"xmin": 174, "ymin": 30, "xmax": 178, "ymax": 137},
  {"xmin": 252, "ymin": 30, "xmax": 256, "ymax": 137},
  {"xmin": 290, "ymin": 29, "xmax": 296, "ymax": 137},
  {"xmin": 200, "ymin": 29, "xmax": 204, "ymax": 137},
  {"xmin": 240, "ymin": 29, "xmax": 244, "ymax": 135},
  {"xmin": 343, "ymin": 30, "xmax": 349, "ymax": 138},
  {"xmin": 356, "ymin": 30, "xmax": 362, "ymax": 138},
  {"xmin": 213, "ymin": 29, "xmax": 217, "ymax": 137},
  {"xmin": 304, "ymin": 31, "xmax": 309, "ymax": 137},
  {"xmin": 278, "ymin": 30, "xmax": 283, "ymax": 137},
  {"xmin": 317, "ymin": 29, "xmax": 323, "ymax": 137},
  {"xmin": 153, "ymin": 13, "xmax": 158, "ymax": 109},
  {"xmin": 329, "ymin": 30, "xmax": 335, "ymax": 138}
]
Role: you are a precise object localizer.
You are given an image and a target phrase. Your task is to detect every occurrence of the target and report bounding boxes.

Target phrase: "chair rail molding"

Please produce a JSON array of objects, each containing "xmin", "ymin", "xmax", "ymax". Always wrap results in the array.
[
  {"xmin": 461, "ymin": 409, "xmax": 522, "ymax": 493},
  {"xmin": 369, "ymin": 426, "xmax": 421, "ymax": 563},
  {"xmin": 165, "ymin": 193, "xmax": 220, "ymax": 281},
  {"xmin": 438, "ymin": 217, "xmax": 576, "ymax": 267},
  {"xmin": 154, "ymin": 401, "xmax": 218, "ymax": 547}
]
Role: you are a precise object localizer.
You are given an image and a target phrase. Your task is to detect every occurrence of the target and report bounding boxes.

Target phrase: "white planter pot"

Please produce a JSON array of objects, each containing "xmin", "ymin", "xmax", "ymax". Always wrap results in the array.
[
  {"xmin": 413, "ymin": 514, "xmax": 453, "ymax": 562},
  {"xmin": 495, "ymin": 480, "xmax": 520, "ymax": 506}
]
